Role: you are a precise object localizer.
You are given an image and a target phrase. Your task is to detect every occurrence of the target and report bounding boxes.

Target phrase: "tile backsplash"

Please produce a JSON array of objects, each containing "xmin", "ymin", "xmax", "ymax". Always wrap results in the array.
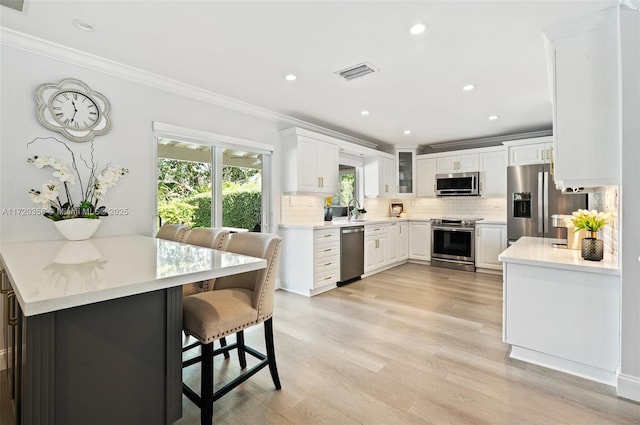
[
  {"xmin": 590, "ymin": 186, "xmax": 618, "ymax": 257},
  {"xmin": 281, "ymin": 194, "xmax": 507, "ymax": 224}
]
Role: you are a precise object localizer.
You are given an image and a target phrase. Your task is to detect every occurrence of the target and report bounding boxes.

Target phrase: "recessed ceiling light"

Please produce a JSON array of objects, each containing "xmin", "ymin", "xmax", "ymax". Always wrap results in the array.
[
  {"xmin": 284, "ymin": 74, "xmax": 297, "ymax": 81},
  {"xmin": 410, "ymin": 23, "xmax": 427, "ymax": 35},
  {"xmin": 72, "ymin": 19, "xmax": 95, "ymax": 32},
  {"xmin": 463, "ymin": 84, "xmax": 475, "ymax": 91},
  {"xmin": 488, "ymin": 115, "xmax": 500, "ymax": 120},
  {"xmin": 361, "ymin": 110, "xmax": 370, "ymax": 116},
  {"xmin": 404, "ymin": 130, "xmax": 411, "ymax": 135}
]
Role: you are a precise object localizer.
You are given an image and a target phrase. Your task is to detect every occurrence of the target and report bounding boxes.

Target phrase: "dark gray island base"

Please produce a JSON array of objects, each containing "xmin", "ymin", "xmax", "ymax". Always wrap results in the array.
[{"xmin": 17, "ymin": 286, "xmax": 182, "ymax": 425}]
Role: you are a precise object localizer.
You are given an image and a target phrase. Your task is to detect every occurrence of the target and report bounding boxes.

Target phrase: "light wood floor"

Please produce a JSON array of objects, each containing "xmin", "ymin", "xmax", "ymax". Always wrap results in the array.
[{"xmin": 177, "ymin": 263, "xmax": 640, "ymax": 425}]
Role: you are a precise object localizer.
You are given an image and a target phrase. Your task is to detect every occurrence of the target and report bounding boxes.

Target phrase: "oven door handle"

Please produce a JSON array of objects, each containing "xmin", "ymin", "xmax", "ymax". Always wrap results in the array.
[{"xmin": 433, "ymin": 226, "xmax": 473, "ymax": 232}]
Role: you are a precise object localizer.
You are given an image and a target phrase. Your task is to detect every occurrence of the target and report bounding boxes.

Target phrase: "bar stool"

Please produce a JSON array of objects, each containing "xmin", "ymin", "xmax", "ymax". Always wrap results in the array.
[{"xmin": 182, "ymin": 232, "xmax": 282, "ymax": 425}]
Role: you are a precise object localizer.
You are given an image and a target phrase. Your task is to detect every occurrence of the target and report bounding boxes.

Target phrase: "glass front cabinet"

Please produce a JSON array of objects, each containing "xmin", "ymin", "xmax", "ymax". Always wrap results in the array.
[{"xmin": 396, "ymin": 148, "xmax": 416, "ymax": 197}]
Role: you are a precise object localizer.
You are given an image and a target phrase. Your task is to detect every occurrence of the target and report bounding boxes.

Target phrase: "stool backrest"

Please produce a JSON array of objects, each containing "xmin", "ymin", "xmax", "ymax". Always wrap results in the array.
[
  {"xmin": 156, "ymin": 223, "xmax": 190, "ymax": 242},
  {"xmin": 214, "ymin": 232, "xmax": 282, "ymax": 322},
  {"xmin": 183, "ymin": 227, "xmax": 230, "ymax": 250}
]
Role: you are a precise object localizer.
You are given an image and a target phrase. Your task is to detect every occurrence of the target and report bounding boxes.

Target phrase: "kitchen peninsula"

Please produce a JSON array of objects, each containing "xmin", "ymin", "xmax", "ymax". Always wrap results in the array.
[
  {"xmin": 0, "ymin": 235, "xmax": 266, "ymax": 425},
  {"xmin": 499, "ymin": 237, "xmax": 620, "ymax": 385}
]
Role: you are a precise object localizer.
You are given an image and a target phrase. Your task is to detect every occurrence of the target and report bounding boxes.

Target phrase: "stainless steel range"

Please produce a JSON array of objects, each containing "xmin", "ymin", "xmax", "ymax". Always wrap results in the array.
[{"xmin": 430, "ymin": 218, "xmax": 482, "ymax": 272}]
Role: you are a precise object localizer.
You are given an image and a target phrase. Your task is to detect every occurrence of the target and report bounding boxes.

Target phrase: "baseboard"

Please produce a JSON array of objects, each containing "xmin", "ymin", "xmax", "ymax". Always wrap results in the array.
[
  {"xmin": 475, "ymin": 267, "xmax": 502, "ymax": 275},
  {"xmin": 510, "ymin": 346, "xmax": 617, "ymax": 386},
  {"xmin": 617, "ymin": 372, "xmax": 640, "ymax": 402}
]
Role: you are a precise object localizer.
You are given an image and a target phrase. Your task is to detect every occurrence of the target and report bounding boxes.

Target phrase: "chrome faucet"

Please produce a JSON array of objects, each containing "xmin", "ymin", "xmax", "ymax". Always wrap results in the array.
[{"xmin": 347, "ymin": 197, "xmax": 360, "ymax": 221}]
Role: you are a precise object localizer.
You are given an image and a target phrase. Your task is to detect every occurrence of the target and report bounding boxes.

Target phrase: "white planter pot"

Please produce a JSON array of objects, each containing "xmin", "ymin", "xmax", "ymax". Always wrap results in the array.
[{"xmin": 53, "ymin": 218, "xmax": 101, "ymax": 241}]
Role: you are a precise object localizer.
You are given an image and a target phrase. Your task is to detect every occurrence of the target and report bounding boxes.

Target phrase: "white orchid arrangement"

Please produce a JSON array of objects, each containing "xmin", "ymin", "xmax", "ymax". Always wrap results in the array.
[{"xmin": 27, "ymin": 137, "xmax": 128, "ymax": 221}]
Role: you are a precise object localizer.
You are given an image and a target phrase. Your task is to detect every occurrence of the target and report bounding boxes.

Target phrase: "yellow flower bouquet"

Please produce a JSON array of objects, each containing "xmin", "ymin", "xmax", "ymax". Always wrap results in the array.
[{"xmin": 565, "ymin": 209, "xmax": 610, "ymax": 234}]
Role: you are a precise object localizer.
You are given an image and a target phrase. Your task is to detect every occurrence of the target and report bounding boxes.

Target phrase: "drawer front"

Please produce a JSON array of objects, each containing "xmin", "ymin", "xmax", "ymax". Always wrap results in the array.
[
  {"xmin": 365, "ymin": 224, "xmax": 389, "ymax": 238},
  {"xmin": 313, "ymin": 265, "xmax": 340, "ymax": 288},
  {"xmin": 314, "ymin": 228, "xmax": 339, "ymax": 244},
  {"xmin": 314, "ymin": 241, "xmax": 340, "ymax": 259},
  {"xmin": 314, "ymin": 255, "xmax": 340, "ymax": 273}
]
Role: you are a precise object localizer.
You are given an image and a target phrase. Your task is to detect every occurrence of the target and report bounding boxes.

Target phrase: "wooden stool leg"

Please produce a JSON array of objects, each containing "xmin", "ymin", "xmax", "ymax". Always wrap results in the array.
[
  {"xmin": 236, "ymin": 331, "xmax": 247, "ymax": 369},
  {"xmin": 220, "ymin": 337, "xmax": 230, "ymax": 359},
  {"xmin": 264, "ymin": 318, "xmax": 281, "ymax": 390},
  {"xmin": 201, "ymin": 342, "xmax": 214, "ymax": 425}
]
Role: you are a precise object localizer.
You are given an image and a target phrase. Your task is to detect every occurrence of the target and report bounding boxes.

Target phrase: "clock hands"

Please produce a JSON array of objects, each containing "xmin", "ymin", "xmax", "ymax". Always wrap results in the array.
[{"xmin": 70, "ymin": 99, "xmax": 78, "ymax": 123}]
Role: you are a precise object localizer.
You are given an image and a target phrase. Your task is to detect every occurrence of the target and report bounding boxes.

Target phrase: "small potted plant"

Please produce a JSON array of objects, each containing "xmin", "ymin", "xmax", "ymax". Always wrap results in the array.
[{"xmin": 566, "ymin": 209, "xmax": 610, "ymax": 261}]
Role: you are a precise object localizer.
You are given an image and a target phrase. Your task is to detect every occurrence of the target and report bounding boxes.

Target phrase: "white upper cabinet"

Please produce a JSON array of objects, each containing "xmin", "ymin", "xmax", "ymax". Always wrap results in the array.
[
  {"xmin": 479, "ymin": 148, "xmax": 507, "ymax": 196},
  {"xmin": 544, "ymin": 7, "xmax": 620, "ymax": 188},
  {"xmin": 396, "ymin": 148, "xmax": 416, "ymax": 197},
  {"xmin": 505, "ymin": 137, "xmax": 554, "ymax": 166},
  {"xmin": 416, "ymin": 157, "xmax": 437, "ymax": 197},
  {"xmin": 364, "ymin": 154, "xmax": 395, "ymax": 198},
  {"xmin": 280, "ymin": 128, "xmax": 339, "ymax": 195},
  {"xmin": 436, "ymin": 153, "xmax": 479, "ymax": 174}
]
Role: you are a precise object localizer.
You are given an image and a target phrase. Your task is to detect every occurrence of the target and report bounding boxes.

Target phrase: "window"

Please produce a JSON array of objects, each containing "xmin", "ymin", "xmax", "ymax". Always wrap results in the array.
[{"xmin": 153, "ymin": 123, "xmax": 272, "ymax": 233}]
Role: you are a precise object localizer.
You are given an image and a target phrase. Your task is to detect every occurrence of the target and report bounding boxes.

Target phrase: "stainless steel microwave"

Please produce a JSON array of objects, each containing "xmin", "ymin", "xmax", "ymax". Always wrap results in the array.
[{"xmin": 435, "ymin": 172, "xmax": 480, "ymax": 196}]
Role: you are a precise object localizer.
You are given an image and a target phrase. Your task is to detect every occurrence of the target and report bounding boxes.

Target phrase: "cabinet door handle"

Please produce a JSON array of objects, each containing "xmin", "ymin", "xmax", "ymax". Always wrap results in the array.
[
  {"xmin": 324, "ymin": 248, "xmax": 332, "ymax": 252},
  {"xmin": 324, "ymin": 276, "xmax": 333, "ymax": 280},
  {"xmin": 6, "ymin": 290, "xmax": 17, "ymax": 326},
  {"xmin": 324, "ymin": 262, "xmax": 333, "ymax": 266},
  {"xmin": 0, "ymin": 269, "xmax": 9, "ymax": 294},
  {"xmin": 324, "ymin": 234, "xmax": 332, "ymax": 238}
]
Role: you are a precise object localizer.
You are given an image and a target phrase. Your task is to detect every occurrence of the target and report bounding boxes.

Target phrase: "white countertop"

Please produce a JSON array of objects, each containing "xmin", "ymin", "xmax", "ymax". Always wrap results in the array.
[
  {"xmin": 498, "ymin": 236, "xmax": 619, "ymax": 276},
  {"xmin": 0, "ymin": 235, "xmax": 267, "ymax": 316},
  {"xmin": 279, "ymin": 217, "xmax": 506, "ymax": 229},
  {"xmin": 279, "ymin": 217, "xmax": 410, "ymax": 229},
  {"xmin": 477, "ymin": 219, "xmax": 507, "ymax": 225}
]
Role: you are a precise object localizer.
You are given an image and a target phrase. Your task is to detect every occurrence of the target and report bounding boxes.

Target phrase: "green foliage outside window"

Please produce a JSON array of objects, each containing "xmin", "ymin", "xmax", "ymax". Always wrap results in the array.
[{"xmin": 157, "ymin": 158, "xmax": 261, "ymax": 231}]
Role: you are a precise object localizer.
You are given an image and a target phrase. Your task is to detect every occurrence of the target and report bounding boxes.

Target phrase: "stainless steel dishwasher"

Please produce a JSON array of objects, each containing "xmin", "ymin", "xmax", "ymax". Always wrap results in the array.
[{"xmin": 338, "ymin": 225, "xmax": 364, "ymax": 286}]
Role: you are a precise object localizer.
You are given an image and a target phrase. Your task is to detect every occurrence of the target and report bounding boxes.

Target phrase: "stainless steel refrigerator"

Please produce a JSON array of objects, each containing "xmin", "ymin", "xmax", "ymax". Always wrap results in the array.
[{"xmin": 507, "ymin": 164, "xmax": 587, "ymax": 244}]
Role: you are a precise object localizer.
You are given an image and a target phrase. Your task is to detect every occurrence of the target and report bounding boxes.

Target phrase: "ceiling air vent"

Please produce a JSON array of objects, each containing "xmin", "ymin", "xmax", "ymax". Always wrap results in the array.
[{"xmin": 335, "ymin": 62, "xmax": 377, "ymax": 81}]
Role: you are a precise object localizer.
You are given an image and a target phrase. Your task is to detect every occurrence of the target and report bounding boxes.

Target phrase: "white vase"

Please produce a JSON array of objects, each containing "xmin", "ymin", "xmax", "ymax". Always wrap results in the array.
[{"xmin": 53, "ymin": 218, "xmax": 101, "ymax": 241}]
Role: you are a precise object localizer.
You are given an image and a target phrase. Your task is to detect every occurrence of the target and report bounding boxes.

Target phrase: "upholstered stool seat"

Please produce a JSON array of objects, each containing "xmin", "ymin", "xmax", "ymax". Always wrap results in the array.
[{"xmin": 182, "ymin": 289, "xmax": 256, "ymax": 342}]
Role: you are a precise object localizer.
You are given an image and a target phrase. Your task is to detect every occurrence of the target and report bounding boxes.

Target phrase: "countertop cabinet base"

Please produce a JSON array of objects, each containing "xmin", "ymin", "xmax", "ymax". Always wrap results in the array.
[
  {"xmin": 503, "ymin": 261, "xmax": 619, "ymax": 385},
  {"xmin": 17, "ymin": 287, "xmax": 182, "ymax": 425}
]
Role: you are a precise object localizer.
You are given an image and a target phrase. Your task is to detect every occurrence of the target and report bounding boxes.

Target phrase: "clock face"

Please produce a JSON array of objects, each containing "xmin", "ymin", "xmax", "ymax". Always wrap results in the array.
[{"xmin": 51, "ymin": 90, "xmax": 100, "ymax": 131}]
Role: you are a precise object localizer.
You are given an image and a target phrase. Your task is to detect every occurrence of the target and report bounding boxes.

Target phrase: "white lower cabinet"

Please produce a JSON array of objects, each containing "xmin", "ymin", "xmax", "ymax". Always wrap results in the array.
[
  {"xmin": 503, "ymin": 262, "xmax": 619, "ymax": 384},
  {"xmin": 364, "ymin": 223, "xmax": 389, "ymax": 273},
  {"xmin": 409, "ymin": 221, "xmax": 431, "ymax": 261},
  {"xmin": 475, "ymin": 223, "xmax": 506, "ymax": 271},
  {"xmin": 279, "ymin": 227, "xmax": 340, "ymax": 296},
  {"xmin": 387, "ymin": 221, "xmax": 409, "ymax": 264}
]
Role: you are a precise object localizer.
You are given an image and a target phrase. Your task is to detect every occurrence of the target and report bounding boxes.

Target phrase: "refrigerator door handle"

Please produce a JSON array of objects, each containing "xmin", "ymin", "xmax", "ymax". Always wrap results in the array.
[
  {"xmin": 537, "ymin": 171, "xmax": 544, "ymax": 233},
  {"xmin": 543, "ymin": 171, "xmax": 549, "ymax": 235}
]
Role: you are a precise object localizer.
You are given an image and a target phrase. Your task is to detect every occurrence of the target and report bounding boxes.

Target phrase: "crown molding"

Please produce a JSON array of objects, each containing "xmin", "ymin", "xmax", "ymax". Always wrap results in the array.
[{"xmin": 0, "ymin": 27, "xmax": 379, "ymax": 150}]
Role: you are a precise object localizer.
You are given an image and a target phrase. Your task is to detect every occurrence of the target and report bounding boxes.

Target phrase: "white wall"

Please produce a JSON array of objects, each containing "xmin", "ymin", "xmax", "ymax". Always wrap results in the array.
[
  {"xmin": 0, "ymin": 44, "xmax": 284, "ymax": 242},
  {"xmin": 618, "ymin": 5, "xmax": 640, "ymax": 401}
]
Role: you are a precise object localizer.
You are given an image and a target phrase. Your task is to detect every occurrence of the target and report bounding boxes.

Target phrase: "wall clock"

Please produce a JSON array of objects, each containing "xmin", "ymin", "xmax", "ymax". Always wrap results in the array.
[{"xmin": 35, "ymin": 78, "xmax": 111, "ymax": 143}]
